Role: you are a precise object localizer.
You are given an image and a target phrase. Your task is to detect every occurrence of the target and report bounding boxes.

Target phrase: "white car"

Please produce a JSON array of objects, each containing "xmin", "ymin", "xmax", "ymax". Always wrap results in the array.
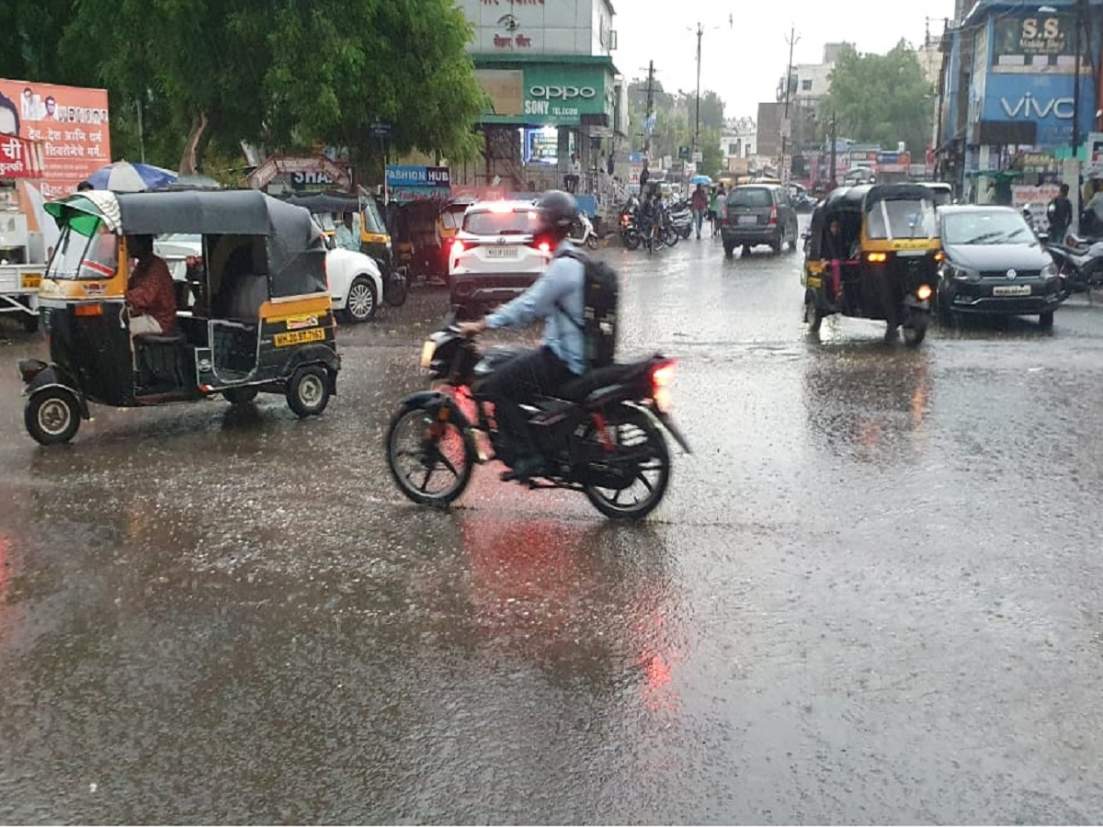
[
  {"xmin": 448, "ymin": 200, "xmax": 552, "ymax": 315},
  {"xmin": 154, "ymin": 231, "xmax": 383, "ymax": 323}
]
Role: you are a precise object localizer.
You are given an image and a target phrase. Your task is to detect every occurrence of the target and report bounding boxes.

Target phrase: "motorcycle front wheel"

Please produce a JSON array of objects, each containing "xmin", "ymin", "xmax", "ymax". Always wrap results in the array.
[
  {"xmin": 622, "ymin": 229, "xmax": 642, "ymax": 251},
  {"xmin": 582, "ymin": 404, "xmax": 671, "ymax": 520},
  {"xmin": 386, "ymin": 400, "xmax": 475, "ymax": 506}
]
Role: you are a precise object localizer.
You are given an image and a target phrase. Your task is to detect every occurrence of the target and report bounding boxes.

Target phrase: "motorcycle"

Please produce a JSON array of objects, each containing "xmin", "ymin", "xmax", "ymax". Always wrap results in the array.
[
  {"xmin": 385, "ymin": 321, "xmax": 691, "ymax": 520},
  {"xmin": 1047, "ymin": 235, "xmax": 1103, "ymax": 294},
  {"xmin": 619, "ymin": 199, "xmax": 642, "ymax": 250},
  {"xmin": 569, "ymin": 212, "xmax": 600, "ymax": 251},
  {"xmin": 668, "ymin": 198, "xmax": 694, "ymax": 240}
]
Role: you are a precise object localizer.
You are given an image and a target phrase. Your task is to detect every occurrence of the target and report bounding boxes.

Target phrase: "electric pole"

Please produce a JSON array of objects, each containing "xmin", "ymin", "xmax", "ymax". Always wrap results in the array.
[
  {"xmin": 693, "ymin": 22, "xmax": 703, "ymax": 157},
  {"xmin": 782, "ymin": 26, "xmax": 799, "ymax": 183},
  {"xmin": 1071, "ymin": 0, "xmax": 1085, "ymax": 230},
  {"xmin": 829, "ymin": 110, "xmax": 838, "ymax": 191},
  {"xmin": 644, "ymin": 60, "xmax": 655, "ymax": 157}
]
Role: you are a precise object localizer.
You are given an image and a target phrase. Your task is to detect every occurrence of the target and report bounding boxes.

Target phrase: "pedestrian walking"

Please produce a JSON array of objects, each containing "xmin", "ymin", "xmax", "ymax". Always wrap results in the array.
[
  {"xmin": 710, "ymin": 184, "xmax": 726, "ymax": 238},
  {"xmin": 691, "ymin": 183, "xmax": 708, "ymax": 239}
]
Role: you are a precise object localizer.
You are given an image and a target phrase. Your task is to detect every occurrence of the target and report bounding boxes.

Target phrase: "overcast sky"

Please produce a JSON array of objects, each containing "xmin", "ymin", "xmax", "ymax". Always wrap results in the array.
[{"xmin": 613, "ymin": 0, "xmax": 956, "ymax": 119}]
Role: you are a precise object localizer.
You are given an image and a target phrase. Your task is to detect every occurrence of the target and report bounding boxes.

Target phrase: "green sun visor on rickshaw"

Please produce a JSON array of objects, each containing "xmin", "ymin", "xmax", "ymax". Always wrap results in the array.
[{"xmin": 45, "ymin": 191, "xmax": 122, "ymax": 237}]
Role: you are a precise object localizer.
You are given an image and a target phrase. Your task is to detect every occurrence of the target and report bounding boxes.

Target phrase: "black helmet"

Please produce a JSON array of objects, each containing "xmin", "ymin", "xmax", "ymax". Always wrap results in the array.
[{"xmin": 536, "ymin": 190, "xmax": 578, "ymax": 234}]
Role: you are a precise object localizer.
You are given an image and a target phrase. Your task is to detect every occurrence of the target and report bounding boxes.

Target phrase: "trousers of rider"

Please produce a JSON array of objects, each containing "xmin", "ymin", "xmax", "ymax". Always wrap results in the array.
[
  {"xmin": 831, "ymin": 259, "xmax": 842, "ymax": 301},
  {"xmin": 481, "ymin": 346, "xmax": 575, "ymax": 460}
]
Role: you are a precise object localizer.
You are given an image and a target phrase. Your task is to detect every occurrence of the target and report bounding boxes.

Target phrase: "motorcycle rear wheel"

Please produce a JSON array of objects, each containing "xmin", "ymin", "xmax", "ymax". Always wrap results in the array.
[
  {"xmin": 386, "ymin": 401, "xmax": 475, "ymax": 506},
  {"xmin": 582, "ymin": 404, "xmax": 671, "ymax": 520}
]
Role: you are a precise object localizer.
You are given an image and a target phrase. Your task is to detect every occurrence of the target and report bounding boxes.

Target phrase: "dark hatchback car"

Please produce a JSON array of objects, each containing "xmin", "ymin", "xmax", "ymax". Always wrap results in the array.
[
  {"xmin": 721, "ymin": 184, "xmax": 800, "ymax": 257},
  {"xmin": 937, "ymin": 206, "xmax": 1064, "ymax": 327}
]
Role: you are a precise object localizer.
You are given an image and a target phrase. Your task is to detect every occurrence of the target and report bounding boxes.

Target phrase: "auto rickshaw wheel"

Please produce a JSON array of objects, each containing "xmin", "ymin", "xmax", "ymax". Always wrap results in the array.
[
  {"xmin": 903, "ymin": 312, "xmax": 930, "ymax": 347},
  {"xmin": 286, "ymin": 366, "xmax": 331, "ymax": 418},
  {"xmin": 25, "ymin": 388, "xmax": 81, "ymax": 445},
  {"xmin": 223, "ymin": 386, "xmax": 259, "ymax": 405},
  {"xmin": 384, "ymin": 269, "xmax": 409, "ymax": 307},
  {"xmin": 804, "ymin": 294, "xmax": 824, "ymax": 333}
]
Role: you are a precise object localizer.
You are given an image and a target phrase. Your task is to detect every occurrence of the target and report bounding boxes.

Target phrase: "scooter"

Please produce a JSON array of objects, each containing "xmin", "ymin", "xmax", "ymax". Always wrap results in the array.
[{"xmin": 569, "ymin": 213, "xmax": 600, "ymax": 251}]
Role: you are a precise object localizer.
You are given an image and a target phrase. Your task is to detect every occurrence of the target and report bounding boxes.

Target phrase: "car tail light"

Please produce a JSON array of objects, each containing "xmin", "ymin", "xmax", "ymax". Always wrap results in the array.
[
  {"xmin": 651, "ymin": 360, "xmax": 676, "ymax": 413},
  {"xmin": 451, "ymin": 239, "xmax": 465, "ymax": 258},
  {"xmin": 768, "ymin": 205, "xmax": 778, "ymax": 225},
  {"xmin": 538, "ymin": 241, "xmax": 551, "ymax": 254}
]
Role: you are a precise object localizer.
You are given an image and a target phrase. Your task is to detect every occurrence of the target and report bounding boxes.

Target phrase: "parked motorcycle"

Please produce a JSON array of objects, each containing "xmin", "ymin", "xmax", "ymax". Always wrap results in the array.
[
  {"xmin": 385, "ymin": 320, "xmax": 691, "ymax": 520},
  {"xmin": 569, "ymin": 212, "xmax": 600, "ymax": 251},
  {"xmin": 1047, "ymin": 235, "xmax": 1103, "ymax": 294},
  {"xmin": 668, "ymin": 198, "xmax": 693, "ymax": 240}
]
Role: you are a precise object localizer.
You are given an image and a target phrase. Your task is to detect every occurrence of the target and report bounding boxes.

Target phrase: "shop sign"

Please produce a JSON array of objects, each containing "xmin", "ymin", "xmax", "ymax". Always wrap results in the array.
[
  {"xmin": 993, "ymin": 14, "xmax": 1075, "ymax": 72},
  {"xmin": 1089, "ymin": 133, "xmax": 1103, "ymax": 177},
  {"xmin": 385, "ymin": 165, "xmax": 451, "ymax": 202},
  {"xmin": 983, "ymin": 74, "xmax": 1096, "ymax": 147},
  {"xmin": 0, "ymin": 78, "xmax": 110, "ymax": 198},
  {"xmin": 520, "ymin": 66, "xmax": 608, "ymax": 125},
  {"xmin": 1012, "ymin": 183, "xmax": 1060, "ymax": 210}
]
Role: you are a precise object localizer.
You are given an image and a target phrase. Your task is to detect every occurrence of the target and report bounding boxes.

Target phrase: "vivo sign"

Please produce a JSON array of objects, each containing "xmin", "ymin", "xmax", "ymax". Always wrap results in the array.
[{"xmin": 1000, "ymin": 93, "xmax": 1075, "ymax": 120}]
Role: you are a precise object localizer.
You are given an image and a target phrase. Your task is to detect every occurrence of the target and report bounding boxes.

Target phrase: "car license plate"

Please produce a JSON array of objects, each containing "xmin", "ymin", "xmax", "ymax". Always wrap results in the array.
[
  {"xmin": 486, "ymin": 246, "xmax": 518, "ymax": 259},
  {"xmin": 21, "ymin": 272, "xmax": 42, "ymax": 289},
  {"xmin": 738, "ymin": 215, "xmax": 757, "ymax": 225},
  {"xmin": 993, "ymin": 284, "xmax": 1031, "ymax": 297}
]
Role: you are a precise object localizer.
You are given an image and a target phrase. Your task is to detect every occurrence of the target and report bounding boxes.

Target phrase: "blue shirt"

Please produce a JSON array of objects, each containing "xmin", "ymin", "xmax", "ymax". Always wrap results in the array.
[{"xmin": 485, "ymin": 239, "xmax": 586, "ymax": 376}]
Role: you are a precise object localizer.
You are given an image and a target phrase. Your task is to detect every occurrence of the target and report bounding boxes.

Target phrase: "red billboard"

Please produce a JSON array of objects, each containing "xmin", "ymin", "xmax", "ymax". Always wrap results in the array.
[{"xmin": 0, "ymin": 78, "xmax": 111, "ymax": 199}]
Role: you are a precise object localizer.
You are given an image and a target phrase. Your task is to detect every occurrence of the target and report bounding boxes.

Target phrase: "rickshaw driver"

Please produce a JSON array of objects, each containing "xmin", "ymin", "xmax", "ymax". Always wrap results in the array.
[{"xmin": 125, "ymin": 234, "xmax": 176, "ymax": 336}]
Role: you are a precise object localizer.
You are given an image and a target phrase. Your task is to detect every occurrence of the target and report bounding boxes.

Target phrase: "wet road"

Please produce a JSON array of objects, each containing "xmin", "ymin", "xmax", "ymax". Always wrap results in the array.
[{"xmin": 3, "ymin": 229, "xmax": 1103, "ymax": 823}]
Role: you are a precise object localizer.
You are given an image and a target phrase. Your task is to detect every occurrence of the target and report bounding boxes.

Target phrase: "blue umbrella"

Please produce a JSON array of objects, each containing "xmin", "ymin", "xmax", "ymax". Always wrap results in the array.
[
  {"xmin": 87, "ymin": 161, "xmax": 177, "ymax": 192},
  {"xmin": 691, "ymin": 174, "xmax": 712, "ymax": 186}
]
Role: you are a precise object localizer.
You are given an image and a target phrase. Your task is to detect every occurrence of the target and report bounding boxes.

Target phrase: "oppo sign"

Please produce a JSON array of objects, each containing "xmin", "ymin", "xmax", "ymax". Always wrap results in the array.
[{"xmin": 529, "ymin": 85, "xmax": 597, "ymax": 101}]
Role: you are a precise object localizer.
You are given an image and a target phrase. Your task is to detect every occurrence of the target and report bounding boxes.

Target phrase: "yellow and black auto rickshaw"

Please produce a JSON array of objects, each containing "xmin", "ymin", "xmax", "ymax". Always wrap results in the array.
[
  {"xmin": 19, "ymin": 189, "xmax": 340, "ymax": 444},
  {"xmin": 802, "ymin": 184, "xmax": 941, "ymax": 346},
  {"xmin": 359, "ymin": 194, "xmax": 408, "ymax": 306}
]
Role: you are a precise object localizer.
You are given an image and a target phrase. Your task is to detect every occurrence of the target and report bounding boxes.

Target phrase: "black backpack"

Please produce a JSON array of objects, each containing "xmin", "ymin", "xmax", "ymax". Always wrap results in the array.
[{"xmin": 555, "ymin": 249, "xmax": 619, "ymax": 370}]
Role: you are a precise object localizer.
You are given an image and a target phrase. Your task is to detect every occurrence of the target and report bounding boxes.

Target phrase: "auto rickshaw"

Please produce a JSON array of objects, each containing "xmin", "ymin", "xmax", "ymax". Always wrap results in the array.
[
  {"xmin": 19, "ymin": 189, "xmax": 340, "ymax": 445},
  {"xmin": 359, "ymin": 194, "xmax": 408, "ymax": 306},
  {"xmin": 802, "ymin": 184, "xmax": 941, "ymax": 346}
]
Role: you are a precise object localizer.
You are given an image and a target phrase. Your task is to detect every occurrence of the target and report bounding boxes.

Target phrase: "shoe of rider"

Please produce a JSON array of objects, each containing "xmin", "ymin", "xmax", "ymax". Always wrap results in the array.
[{"xmin": 458, "ymin": 191, "xmax": 588, "ymax": 480}]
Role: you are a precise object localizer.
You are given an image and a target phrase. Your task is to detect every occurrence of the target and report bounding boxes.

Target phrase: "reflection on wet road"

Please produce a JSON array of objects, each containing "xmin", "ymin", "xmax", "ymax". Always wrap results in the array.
[{"xmin": 3, "ymin": 228, "xmax": 1103, "ymax": 822}]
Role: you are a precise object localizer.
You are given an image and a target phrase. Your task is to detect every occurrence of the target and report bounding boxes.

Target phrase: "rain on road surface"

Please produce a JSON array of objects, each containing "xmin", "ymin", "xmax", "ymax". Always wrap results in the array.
[{"xmin": 2, "ymin": 227, "xmax": 1103, "ymax": 823}]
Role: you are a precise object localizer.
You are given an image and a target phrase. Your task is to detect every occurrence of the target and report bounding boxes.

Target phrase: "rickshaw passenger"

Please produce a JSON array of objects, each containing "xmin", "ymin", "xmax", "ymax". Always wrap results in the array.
[{"xmin": 126, "ymin": 235, "xmax": 176, "ymax": 336}]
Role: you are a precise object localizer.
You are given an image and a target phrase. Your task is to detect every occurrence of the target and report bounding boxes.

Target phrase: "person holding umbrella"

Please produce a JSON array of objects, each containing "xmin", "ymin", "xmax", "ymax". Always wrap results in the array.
[{"xmin": 691, "ymin": 183, "xmax": 709, "ymax": 239}]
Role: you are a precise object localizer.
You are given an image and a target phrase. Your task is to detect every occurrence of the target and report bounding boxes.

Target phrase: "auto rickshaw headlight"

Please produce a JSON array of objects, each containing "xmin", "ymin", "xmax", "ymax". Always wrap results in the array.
[
  {"xmin": 866, "ymin": 252, "xmax": 888, "ymax": 264},
  {"xmin": 420, "ymin": 339, "xmax": 436, "ymax": 370}
]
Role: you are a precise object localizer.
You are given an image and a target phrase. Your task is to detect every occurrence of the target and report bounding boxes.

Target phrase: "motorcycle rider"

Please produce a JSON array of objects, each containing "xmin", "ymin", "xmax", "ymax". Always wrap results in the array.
[{"xmin": 458, "ymin": 191, "xmax": 585, "ymax": 481}]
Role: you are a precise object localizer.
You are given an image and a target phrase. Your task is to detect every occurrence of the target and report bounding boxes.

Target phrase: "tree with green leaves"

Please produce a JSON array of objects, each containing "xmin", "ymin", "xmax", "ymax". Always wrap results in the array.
[
  {"xmin": 819, "ymin": 41, "xmax": 934, "ymax": 156},
  {"xmin": 5, "ymin": 0, "xmax": 486, "ymax": 179}
]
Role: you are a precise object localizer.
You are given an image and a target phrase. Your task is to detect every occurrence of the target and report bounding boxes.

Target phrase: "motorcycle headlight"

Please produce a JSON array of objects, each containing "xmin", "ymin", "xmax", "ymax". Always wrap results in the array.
[
  {"xmin": 420, "ymin": 339, "xmax": 436, "ymax": 370},
  {"xmin": 1041, "ymin": 261, "xmax": 1058, "ymax": 281}
]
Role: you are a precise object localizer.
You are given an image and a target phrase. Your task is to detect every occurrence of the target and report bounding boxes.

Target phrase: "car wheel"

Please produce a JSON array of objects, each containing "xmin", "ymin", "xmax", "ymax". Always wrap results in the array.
[
  {"xmin": 342, "ymin": 275, "xmax": 378, "ymax": 323},
  {"xmin": 742, "ymin": 244, "xmax": 752, "ymax": 257},
  {"xmin": 723, "ymin": 241, "xmax": 735, "ymax": 258},
  {"xmin": 286, "ymin": 365, "xmax": 331, "ymax": 418},
  {"xmin": 25, "ymin": 388, "xmax": 81, "ymax": 445},
  {"xmin": 1039, "ymin": 311, "xmax": 1055, "ymax": 329}
]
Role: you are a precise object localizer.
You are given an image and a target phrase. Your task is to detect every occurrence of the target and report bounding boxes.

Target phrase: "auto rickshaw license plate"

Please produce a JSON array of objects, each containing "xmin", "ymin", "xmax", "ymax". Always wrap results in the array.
[
  {"xmin": 21, "ymin": 273, "xmax": 42, "ymax": 289},
  {"xmin": 274, "ymin": 327, "xmax": 326, "ymax": 347}
]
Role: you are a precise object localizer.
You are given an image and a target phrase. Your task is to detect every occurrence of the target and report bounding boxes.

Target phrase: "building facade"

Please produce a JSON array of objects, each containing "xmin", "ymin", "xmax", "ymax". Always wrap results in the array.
[
  {"xmin": 936, "ymin": 0, "xmax": 1102, "ymax": 205},
  {"xmin": 454, "ymin": 0, "xmax": 626, "ymax": 197}
]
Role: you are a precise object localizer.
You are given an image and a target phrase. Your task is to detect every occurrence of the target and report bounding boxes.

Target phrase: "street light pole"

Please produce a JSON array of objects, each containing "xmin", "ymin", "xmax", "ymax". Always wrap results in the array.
[
  {"xmin": 693, "ymin": 23, "xmax": 703, "ymax": 158},
  {"xmin": 830, "ymin": 110, "xmax": 838, "ymax": 190},
  {"xmin": 645, "ymin": 60, "xmax": 655, "ymax": 157}
]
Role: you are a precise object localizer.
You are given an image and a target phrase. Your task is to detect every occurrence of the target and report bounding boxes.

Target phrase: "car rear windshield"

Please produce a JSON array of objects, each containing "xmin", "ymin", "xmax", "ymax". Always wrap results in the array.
[
  {"xmin": 728, "ymin": 188, "xmax": 773, "ymax": 209},
  {"xmin": 463, "ymin": 209, "xmax": 540, "ymax": 236},
  {"xmin": 866, "ymin": 198, "xmax": 937, "ymax": 240},
  {"xmin": 942, "ymin": 211, "xmax": 1033, "ymax": 245}
]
